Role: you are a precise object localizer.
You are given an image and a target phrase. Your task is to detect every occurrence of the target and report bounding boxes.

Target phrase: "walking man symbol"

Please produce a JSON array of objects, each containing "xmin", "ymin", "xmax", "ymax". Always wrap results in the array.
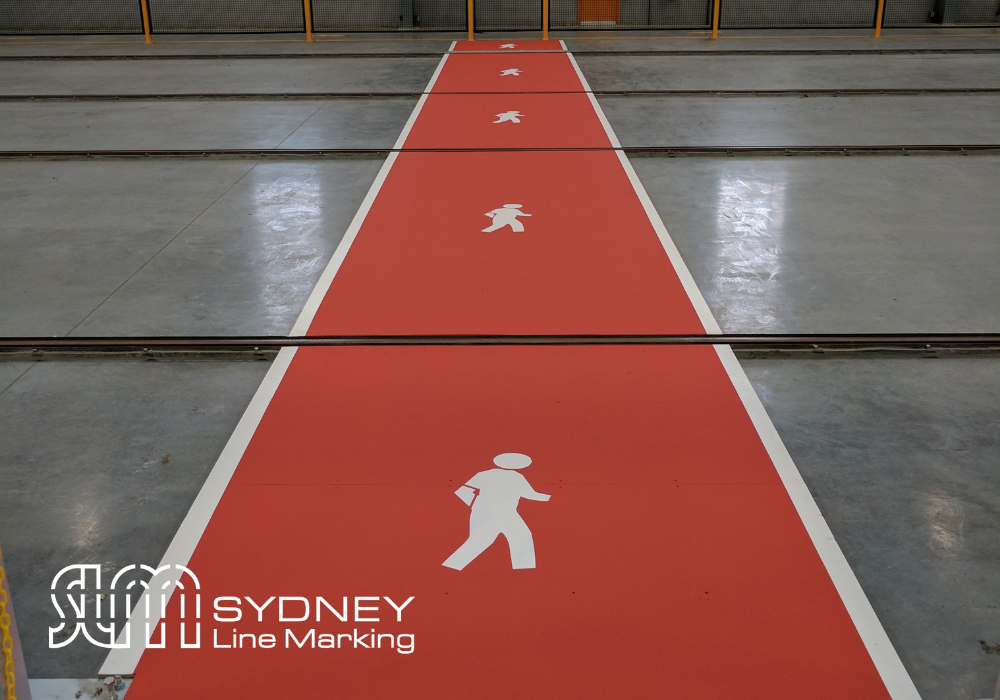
[
  {"xmin": 443, "ymin": 453, "xmax": 551, "ymax": 571},
  {"xmin": 493, "ymin": 110, "xmax": 524, "ymax": 124},
  {"xmin": 500, "ymin": 68, "xmax": 521, "ymax": 76},
  {"xmin": 482, "ymin": 204, "xmax": 531, "ymax": 232}
]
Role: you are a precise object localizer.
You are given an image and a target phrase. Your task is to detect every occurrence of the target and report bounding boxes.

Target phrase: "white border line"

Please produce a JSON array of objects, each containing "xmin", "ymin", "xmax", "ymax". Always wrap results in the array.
[
  {"xmin": 564, "ymin": 49, "xmax": 921, "ymax": 700},
  {"xmin": 99, "ymin": 46, "xmax": 455, "ymax": 677},
  {"xmin": 291, "ymin": 44, "xmax": 454, "ymax": 336}
]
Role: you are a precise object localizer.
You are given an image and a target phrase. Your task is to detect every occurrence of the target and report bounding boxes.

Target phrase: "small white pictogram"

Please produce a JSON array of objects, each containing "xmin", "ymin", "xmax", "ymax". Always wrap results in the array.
[
  {"xmin": 500, "ymin": 43, "xmax": 517, "ymax": 49},
  {"xmin": 493, "ymin": 110, "xmax": 524, "ymax": 124},
  {"xmin": 443, "ymin": 453, "xmax": 551, "ymax": 571},
  {"xmin": 482, "ymin": 204, "xmax": 531, "ymax": 232},
  {"xmin": 499, "ymin": 68, "xmax": 521, "ymax": 76}
]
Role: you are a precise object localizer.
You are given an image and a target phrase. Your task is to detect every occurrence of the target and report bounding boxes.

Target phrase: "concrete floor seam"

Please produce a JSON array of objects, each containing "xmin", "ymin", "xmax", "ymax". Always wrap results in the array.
[{"xmin": 62, "ymin": 162, "xmax": 263, "ymax": 337}]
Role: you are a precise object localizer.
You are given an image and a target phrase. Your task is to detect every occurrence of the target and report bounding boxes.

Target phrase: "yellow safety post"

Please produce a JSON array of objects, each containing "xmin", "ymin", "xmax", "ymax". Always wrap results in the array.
[
  {"xmin": 140, "ymin": 0, "xmax": 152, "ymax": 43},
  {"xmin": 0, "ymin": 555, "xmax": 16, "ymax": 700},
  {"xmin": 873, "ymin": 0, "xmax": 886, "ymax": 37},
  {"xmin": 303, "ymin": 0, "xmax": 314, "ymax": 42},
  {"xmin": 468, "ymin": 0, "xmax": 474, "ymax": 41},
  {"xmin": 543, "ymin": 0, "xmax": 549, "ymax": 40},
  {"xmin": 711, "ymin": 0, "xmax": 720, "ymax": 38}
]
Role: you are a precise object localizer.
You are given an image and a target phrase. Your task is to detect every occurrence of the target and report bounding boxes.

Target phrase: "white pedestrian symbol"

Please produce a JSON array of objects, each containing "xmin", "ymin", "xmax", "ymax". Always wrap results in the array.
[
  {"xmin": 493, "ymin": 110, "xmax": 524, "ymax": 124},
  {"xmin": 500, "ymin": 43, "xmax": 516, "ymax": 49},
  {"xmin": 443, "ymin": 453, "xmax": 551, "ymax": 571},
  {"xmin": 500, "ymin": 68, "xmax": 521, "ymax": 76},
  {"xmin": 482, "ymin": 204, "xmax": 531, "ymax": 232}
]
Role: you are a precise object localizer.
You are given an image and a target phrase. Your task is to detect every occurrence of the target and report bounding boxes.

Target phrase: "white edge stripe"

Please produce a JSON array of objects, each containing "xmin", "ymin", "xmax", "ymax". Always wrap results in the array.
[
  {"xmin": 100, "ymin": 50, "xmax": 453, "ymax": 677},
  {"xmin": 564, "ymin": 52, "xmax": 719, "ymax": 335},
  {"xmin": 290, "ymin": 50, "xmax": 451, "ymax": 336},
  {"xmin": 99, "ymin": 347, "xmax": 297, "ymax": 675},
  {"xmin": 564, "ymin": 49, "xmax": 921, "ymax": 700},
  {"xmin": 717, "ymin": 345, "xmax": 921, "ymax": 700}
]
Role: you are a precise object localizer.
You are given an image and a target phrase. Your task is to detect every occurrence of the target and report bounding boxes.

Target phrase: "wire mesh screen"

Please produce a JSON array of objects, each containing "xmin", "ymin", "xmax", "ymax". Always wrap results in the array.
[
  {"xmin": 475, "ymin": 0, "xmax": 541, "ymax": 30},
  {"xmin": 883, "ymin": 0, "xmax": 1000, "ymax": 25},
  {"xmin": 312, "ymin": 0, "xmax": 466, "ymax": 30},
  {"xmin": 721, "ymin": 0, "xmax": 878, "ymax": 27},
  {"xmin": 6, "ymin": 0, "xmax": 1000, "ymax": 34},
  {"xmin": 147, "ymin": 0, "xmax": 304, "ymax": 32},
  {"xmin": 0, "ymin": 0, "xmax": 143, "ymax": 34},
  {"xmin": 550, "ymin": 0, "xmax": 711, "ymax": 28}
]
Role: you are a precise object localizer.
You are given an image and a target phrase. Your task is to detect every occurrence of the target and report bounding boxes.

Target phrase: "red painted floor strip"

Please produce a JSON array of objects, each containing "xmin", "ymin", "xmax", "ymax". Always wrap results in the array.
[
  {"xmin": 109, "ymin": 42, "xmax": 912, "ymax": 700},
  {"xmin": 434, "ymin": 53, "xmax": 583, "ymax": 93},
  {"xmin": 451, "ymin": 40, "xmax": 563, "ymax": 53},
  {"xmin": 127, "ymin": 346, "xmax": 889, "ymax": 699},
  {"xmin": 307, "ymin": 151, "xmax": 704, "ymax": 336},
  {"xmin": 405, "ymin": 93, "xmax": 610, "ymax": 149}
]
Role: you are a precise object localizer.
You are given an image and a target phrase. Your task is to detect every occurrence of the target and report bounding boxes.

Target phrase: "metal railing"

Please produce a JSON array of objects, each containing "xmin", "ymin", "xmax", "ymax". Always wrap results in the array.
[{"xmin": 1, "ymin": 0, "xmax": 998, "ymax": 37}]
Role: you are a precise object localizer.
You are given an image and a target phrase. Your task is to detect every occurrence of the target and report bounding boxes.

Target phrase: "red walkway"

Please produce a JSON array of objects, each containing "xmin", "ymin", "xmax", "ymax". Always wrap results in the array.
[{"xmin": 106, "ymin": 41, "xmax": 918, "ymax": 700}]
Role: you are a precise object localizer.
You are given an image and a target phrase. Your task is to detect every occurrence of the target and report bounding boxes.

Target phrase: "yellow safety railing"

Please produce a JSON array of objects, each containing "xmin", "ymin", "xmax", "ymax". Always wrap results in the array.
[
  {"xmin": 874, "ymin": 0, "xmax": 887, "ymax": 37},
  {"xmin": 123, "ymin": 0, "xmax": 899, "ymax": 46},
  {"xmin": 139, "ymin": 0, "xmax": 152, "ymax": 43},
  {"xmin": 0, "ymin": 549, "xmax": 16, "ymax": 700},
  {"xmin": 304, "ymin": 0, "xmax": 314, "ymax": 42}
]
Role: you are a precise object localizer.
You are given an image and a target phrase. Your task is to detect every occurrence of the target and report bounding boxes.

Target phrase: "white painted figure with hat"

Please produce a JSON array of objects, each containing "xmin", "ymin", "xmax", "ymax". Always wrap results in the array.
[
  {"xmin": 482, "ymin": 204, "xmax": 531, "ymax": 232},
  {"xmin": 443, "ymin": 453, "xmax": 551, "ymax": 570}
]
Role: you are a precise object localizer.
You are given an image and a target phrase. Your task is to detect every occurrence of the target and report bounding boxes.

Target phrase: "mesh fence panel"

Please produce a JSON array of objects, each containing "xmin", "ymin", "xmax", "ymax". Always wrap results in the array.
[
  {"xmin": 883, "ymin": 0, "xmax": 1000, "ymax": 25},
  {"xmin": 312, "ymin": 0, "xmax": 466, "ymax": 30},
  {"xmin": 475, "ymin": 0, "xmax": 541, "ymax": 30},
  {"xmin": 550, "ymin": 0, "xmax": 711, "ymax": 28},
  {"xmin": 721, "ymin": 0, "xmax": 878, "ymax": 27},
  {"xmin": 0, "ymin": 0, "xmax": 142, "ymax": 34},
  {"xmin": 147, "ymin": 0, "xmax": 304, "ymax": 32},
  {"xmin": 6, "ymin": 0, "xmax": 1000, "ymax": 34}
]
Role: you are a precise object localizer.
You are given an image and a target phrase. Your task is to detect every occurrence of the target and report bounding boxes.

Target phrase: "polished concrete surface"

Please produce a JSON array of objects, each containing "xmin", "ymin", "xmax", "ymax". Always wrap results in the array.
[
  {"xmin": 0, "ymin": 159, "xmax": 383, "ymax": 337},
  {"xmin": 2, "ymin": 94, "xmax": 997, "ymax": 151},
  {"xmin": 745, "ymin": 357, "xmax": 1000, "ymax": 700},
  {"xmin": 633, "ymin": 155, "xmax": 1000, "ymax": 333},
  {"xmin": 0, "ymin": 99, "xmax": 418, "ymax": 151},
  {"xmin": 579, "ymin": 53, "xmax": 1000, "ymax": 90},
  {"xmin": 5, "ymin": 158, "xmax": 997, "ymax": 338},
  {"xmin": 601, "ymin": 94, "xmax": 1000, "ymax": 147},
  {"xmin": 0, "ymin": 57, "xmax": 442, "ymax": 95},
  {"xmin": 0, "ymin": 360, "xmax": 272, "ymax": 678},
  {"xmin": 2, "ymin": 53, "xmax": 997, "ymax": 96},
  {"xmin": 1, "ymin": 30, "xmax": 998, "ymax": 699}
]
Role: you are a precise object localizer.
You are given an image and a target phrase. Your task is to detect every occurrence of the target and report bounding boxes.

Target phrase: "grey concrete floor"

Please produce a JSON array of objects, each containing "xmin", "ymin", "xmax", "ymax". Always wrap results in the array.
[
  {"xmin": 5, "ymin": 156, "xmax": 997, "ymax": 337},
  {"xmin": 0, "ymin": 98, "xmax": 417, "ymax": 150},
  {"xmin": 3, "ymin": 53, "xmax": 997, "ymax": 95},
  {"xmin": 0, "ymin": 30, "xmax": 999, "ymax": 700},
  {"xmin": 561, "ymin": 28, "xmax": 1000, "ymax": 52},
  {"xmin": 578, "ymin": 53, "xmax": 1000, "ymax": 90},
  {"xmin": 0, "ymin": 32, "xmax": 459, "ymax": 57},
  {"xmin": 2, "ymin": 94, "xmax": 997, "ymax": 151},
  {"xmin": 0, "ymin": 158, "xmax": 384, "ymax": 337},
  {"xmin": 0, "ymin": 56, "xmax": 442, "ymax": 95},
  {"xmin": 0, "ymin": 364, "xmax": 32, "ymax": 394},
  {"xmin": 631, "ymin": 155, "xmax": 1000, "ymax": 333},
  {"xmin": 0, "ymin": 360, "xmax": 273, "ymax": 678},
  {"xmin": 601, "ymin": 94, "xmax": 1000, "ymax": 147},
  {"xmin": 745, "ymin": 357, "xmax": 1000, "ymax": 700}
]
